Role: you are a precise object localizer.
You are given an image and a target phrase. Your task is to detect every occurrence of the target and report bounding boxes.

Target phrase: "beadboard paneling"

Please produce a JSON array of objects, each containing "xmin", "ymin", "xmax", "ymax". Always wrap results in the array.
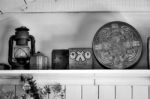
[
  {"xmin": 99, "ymin": 86, "xmax": 115, "ymax": 99},
  {"xmin": 0, "ymin": 85, "xmax": 15, "ymax": 99},
  {"xmin": 116, "ymin": 86, "xmax": 132, "ymax": 99},
  {"xmin": 0, "ymin": 72, "xmax": 149, "ymax": 99},
  {"xmin": 133, "ymin": 86, "xmax": 149, "ymax": 99},
  {"xmin": 66, "ymin": 85, "xmax": 81, "ymax": 99},
  {"xmin": 82, "ymin": 85, "xmax": 98, "ymax": 99},
  {"xmin": 16, "ymin": 85, "xmax": 26, "ymax": 99}
]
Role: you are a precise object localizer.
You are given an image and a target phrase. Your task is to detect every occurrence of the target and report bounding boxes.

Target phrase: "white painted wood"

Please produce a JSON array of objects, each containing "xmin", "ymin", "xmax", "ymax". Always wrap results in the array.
[
  {"xmin": 133, "ymin": 86, "xmax": 149, "ymax": 99},
  {"xmin": 0, "ymin": 73, "xmax": 94, "ymax": 85},
  {"xmin": 116, "ymin": 86, "xmax": 132, "ymax": 99},
  {"xmin": 99, "ymin": 86, "xmax": 115, "ymax": 99},
  {"xmin": 0, "ymin": 0, "xmax": 150, "ymax": 12},
  {"xmin": 0, "ymin": 70, "xmax": 150, "ymax": 85},
  {"xmin": 66, "ymin": 85, "xmax": 81, "ymax": 99},
  {"xmin": 82, "ymin": 85, "xmax": 98, "ymax": 99},
  {"xmin": 32, "ymin": 73, "xmax": 94, "ymax": 85},
  {"xmin": 94, "ymin": 70, "xmax": 150, "ymax": 78},
  {"xmin": 0, "ymin": 0, "xmax": 24, "ymax": 12},
  {"xmin": 36, "ymin": 79, "xmax": 94, "ymax": 85},
  {"xmin": 149, "ymin": 86, "xmax": 150, "ymax": 99},
  {"xmin": 0, "ymin": 70, "xmax": 150, "ymax": 77},
  {"xmin": 95, "ymin": 70, "xmax": 150, "ymax": 85},
  {"xmin": 96, "ymin": 78, "xmax": 150, "ymax": 85},
  {"xmin": 0, "ymin": 79, "xmax": 20, "ymax": 85}
]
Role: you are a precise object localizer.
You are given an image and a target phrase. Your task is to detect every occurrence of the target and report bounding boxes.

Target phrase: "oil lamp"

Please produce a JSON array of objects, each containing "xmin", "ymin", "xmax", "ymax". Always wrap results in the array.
[{"xmin": 8, "ymin": 26, "xmax": 35, "ymax": 69}]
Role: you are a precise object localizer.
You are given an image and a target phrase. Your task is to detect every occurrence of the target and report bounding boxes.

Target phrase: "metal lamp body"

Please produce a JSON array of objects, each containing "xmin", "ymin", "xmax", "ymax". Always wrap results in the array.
[
  {"xmin": 30, "ymin": 52, "xmax": 49, "ymax": 70},
  {"xmin": 8, "ymin": 26, "xmax": 35, "ymax": 69}
]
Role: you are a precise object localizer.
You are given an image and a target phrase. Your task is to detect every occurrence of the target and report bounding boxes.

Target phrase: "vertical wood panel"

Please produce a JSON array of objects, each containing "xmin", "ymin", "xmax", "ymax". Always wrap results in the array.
[
  {"xmin": 133, "ymin": 86, "xmax": 149, "ymax": 99},
  {"xmin": 149, "ymin": 86, "xmax": 150, "ymax": 99},
  {"xmin": 16, "ymin": 85, "xmax": 26, "ymax": 99},
  {"xmin": 99, "ymin": 86, "xmax": 115, "ymax": 99},
  {"xmin": 0, "ymin": 85, "xmax": 15, "ymax": 99},
  {"xmin": 116, "ymin": 86, "xmax": 132, "ymax": 99},
  {"xmin": 66, "ymin": 85, "xmax": 81, "ymax": 99},
  {"xmin": 82, "ymin": 85, "xmax": 98, "ymax": 99}
]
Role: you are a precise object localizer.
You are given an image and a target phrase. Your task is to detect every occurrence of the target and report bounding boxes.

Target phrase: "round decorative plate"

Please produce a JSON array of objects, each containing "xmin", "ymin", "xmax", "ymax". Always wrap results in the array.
[{"xmin": 92, "ymin": 21, "xmax": 143, "ymax": 69}]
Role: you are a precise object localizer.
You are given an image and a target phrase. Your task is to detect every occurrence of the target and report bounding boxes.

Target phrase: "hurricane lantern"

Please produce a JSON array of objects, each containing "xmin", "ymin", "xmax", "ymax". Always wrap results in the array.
[{"xmin": 8, "ymin": 26, "xmax": 35, "ymax": 69}]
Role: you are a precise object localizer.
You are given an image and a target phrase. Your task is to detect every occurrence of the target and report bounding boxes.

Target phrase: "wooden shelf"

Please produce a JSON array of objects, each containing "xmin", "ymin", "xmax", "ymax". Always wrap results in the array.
[
  {"xmin": 0, "ymin": 70, "xmax": 149, "ymax": 76},
  {"xmin": 0, "ymin": 70, "xmax": 149, "ymax": 85}
]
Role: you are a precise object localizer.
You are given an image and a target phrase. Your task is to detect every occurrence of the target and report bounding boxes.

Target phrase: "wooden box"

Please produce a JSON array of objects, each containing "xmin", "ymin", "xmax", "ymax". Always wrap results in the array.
[
  {"xmin": 69, "ymin": 48, "xmax": 93, "ymax": 69},
  {"xmin": 52, "ymin": 49, "xmax": 69, "ymax": 69}
]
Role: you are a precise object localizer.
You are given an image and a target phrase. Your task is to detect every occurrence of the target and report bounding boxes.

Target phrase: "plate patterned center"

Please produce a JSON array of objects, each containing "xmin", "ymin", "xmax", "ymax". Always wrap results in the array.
[{"xmin": 93, "ymin": 21, "xmax": 142, "ymax": 69}]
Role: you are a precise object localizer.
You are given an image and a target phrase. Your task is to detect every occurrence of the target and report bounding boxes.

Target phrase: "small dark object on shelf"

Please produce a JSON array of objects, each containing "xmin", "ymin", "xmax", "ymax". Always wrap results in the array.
[
  {"xmin": 52, "ymin": 49, "xmax": 69, "ymax": 69},
  {"xmin": 30, "ymin": 51, "xmax": 49, "ymax": 70}
]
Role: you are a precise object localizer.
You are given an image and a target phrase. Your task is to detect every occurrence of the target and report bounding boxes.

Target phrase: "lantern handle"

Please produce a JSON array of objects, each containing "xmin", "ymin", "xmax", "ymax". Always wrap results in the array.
[
  {"xmin": 29, "ymin": 35, "xmax": 35, "ymax": 55},
  {"xmin": 8, "ymin": 35, "xmax": 15, "ymax": 68}
]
